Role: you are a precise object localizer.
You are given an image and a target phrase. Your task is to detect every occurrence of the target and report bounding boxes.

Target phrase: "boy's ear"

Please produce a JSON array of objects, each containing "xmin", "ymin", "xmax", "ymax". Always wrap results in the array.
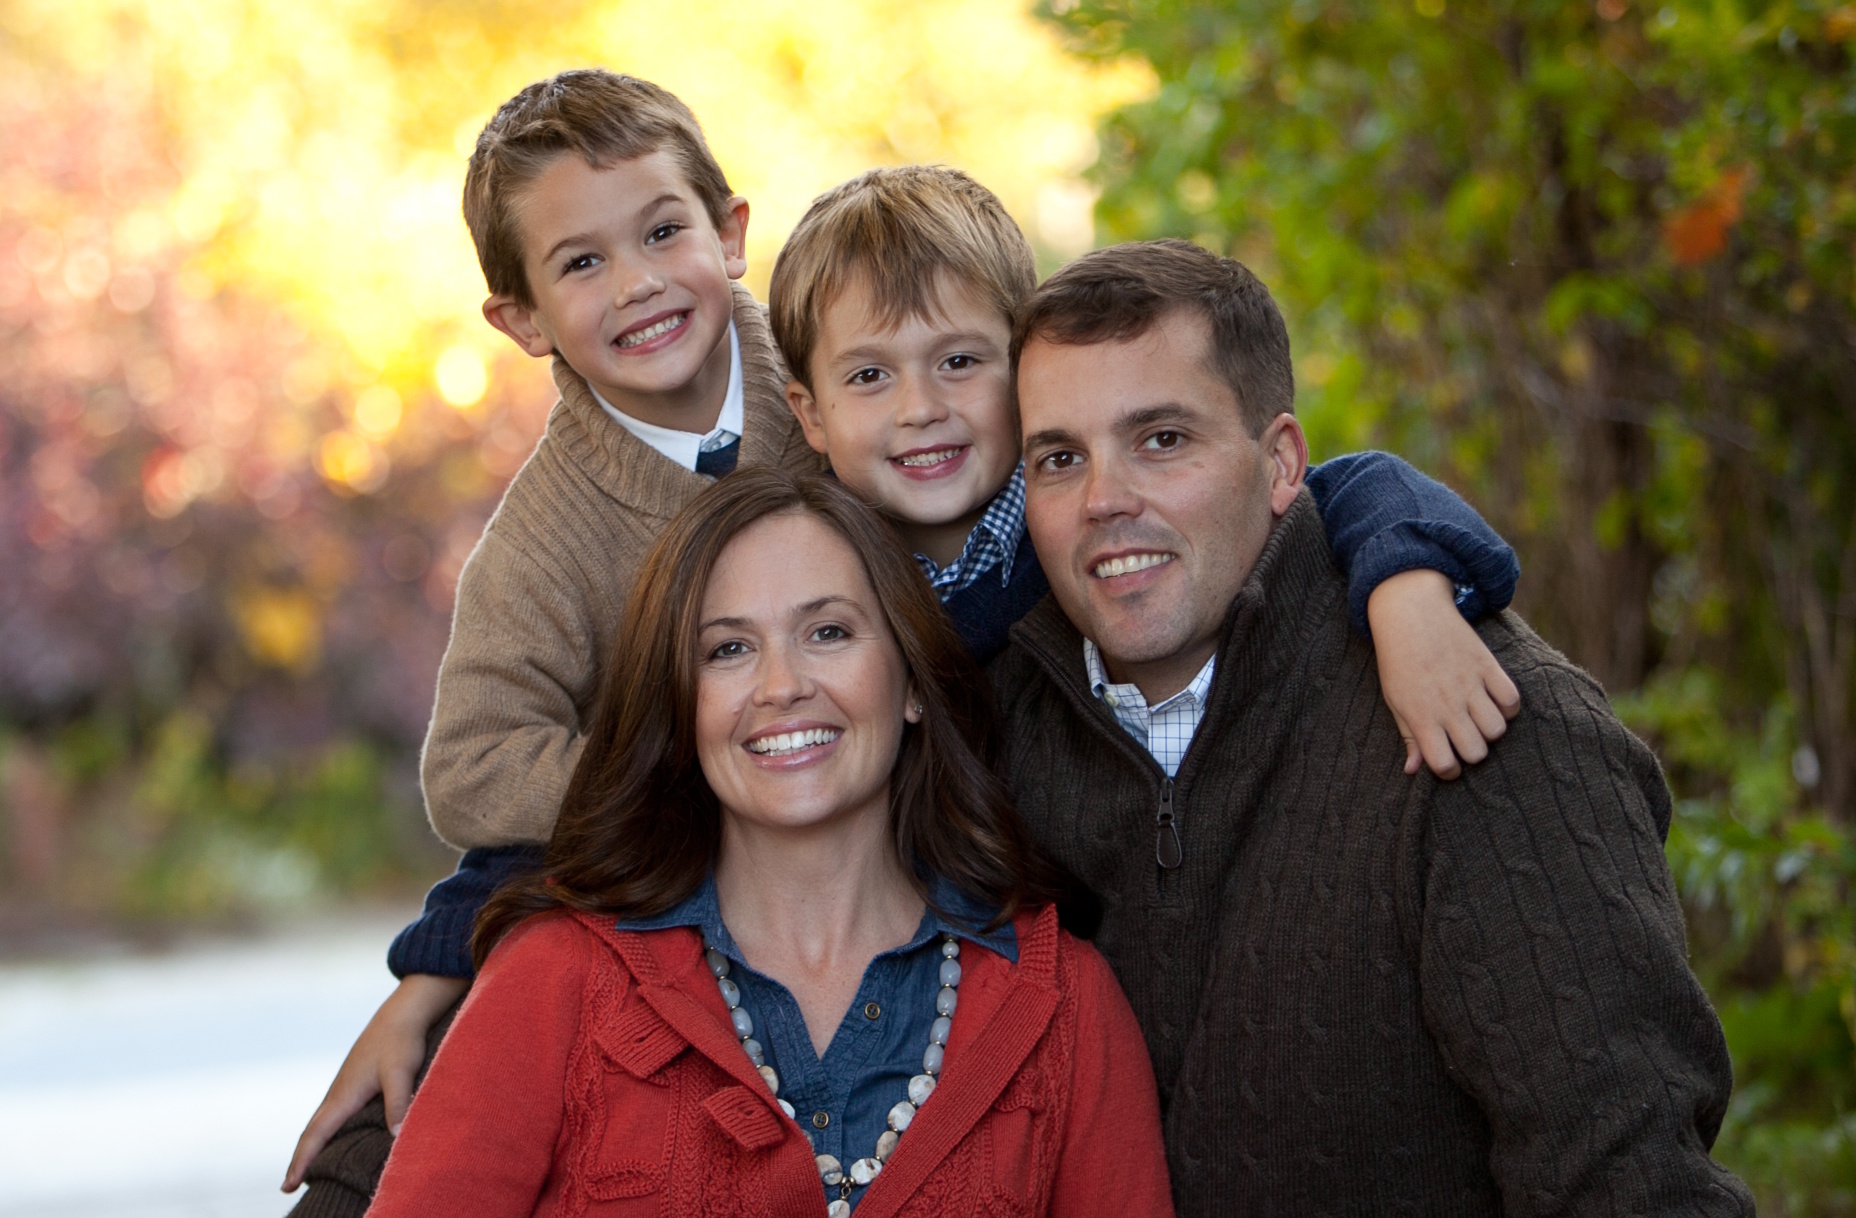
[
  {"xmin": 785, "ymin": 379, "xmax": 830, "ymax": 455},
  {"xmin": 482, "ymin": 294, "xmax": 555, "ymax": 358},
  {"xmin": 717, "ymin": 197, "xmax": 750, "ymax": 282}
]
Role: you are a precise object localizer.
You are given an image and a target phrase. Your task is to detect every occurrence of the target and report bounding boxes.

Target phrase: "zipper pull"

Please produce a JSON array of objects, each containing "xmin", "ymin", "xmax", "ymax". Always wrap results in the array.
[{"xmin": 1155, "ymin": 777, "xmax": 1182, "ymax": 869}]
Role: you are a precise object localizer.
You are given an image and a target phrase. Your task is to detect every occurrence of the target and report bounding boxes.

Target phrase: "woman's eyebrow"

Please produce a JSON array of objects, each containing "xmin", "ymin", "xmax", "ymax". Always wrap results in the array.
[{"xmin": 698, "ymin": 595, "xmax": 860, "ymax": 634}]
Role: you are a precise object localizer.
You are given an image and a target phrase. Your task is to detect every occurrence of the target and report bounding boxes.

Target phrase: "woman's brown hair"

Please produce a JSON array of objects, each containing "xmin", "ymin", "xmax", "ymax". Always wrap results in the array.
[{"xmin": 473, "ymin": 467, "xmax": 1056, "ymax": 967}]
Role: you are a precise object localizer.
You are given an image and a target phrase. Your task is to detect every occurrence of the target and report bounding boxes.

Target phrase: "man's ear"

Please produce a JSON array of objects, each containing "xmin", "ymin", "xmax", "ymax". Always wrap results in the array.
[
  {"xmin": 1262, "ymin": 413, "xmax": 1309, "ymax": 517},
  {"xmin": 718, "ymin": 196, "xmax": 751, "ymax": 281},
  {"xmin": 482, "ymin": 295, "xmax": 555, "ymax": 359},
  {"xmin": 786, "ymin": 379, "xmax": 830, "ymax": 455}
]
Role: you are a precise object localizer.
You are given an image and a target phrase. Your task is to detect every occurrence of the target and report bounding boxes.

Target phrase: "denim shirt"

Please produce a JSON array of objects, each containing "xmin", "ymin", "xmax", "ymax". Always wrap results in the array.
[{"xmin": 614, "ymin": 875, "xmax": 1017, "ymax": 1212}]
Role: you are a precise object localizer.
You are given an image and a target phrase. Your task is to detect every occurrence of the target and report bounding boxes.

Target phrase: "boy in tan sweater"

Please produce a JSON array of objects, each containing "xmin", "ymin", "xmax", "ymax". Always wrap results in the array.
[{"xmin": 285, "ymin": 71, "xmax": 1524, "ymax": 1208}]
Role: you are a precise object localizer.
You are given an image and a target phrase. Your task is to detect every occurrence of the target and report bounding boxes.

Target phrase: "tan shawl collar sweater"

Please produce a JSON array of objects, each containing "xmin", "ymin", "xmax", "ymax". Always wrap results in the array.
[
  {"xmin": 990, "ymin": 492, "xmax": 1750, "ymax": 1218},
  {"xmin": 421, "ymin": 283, "xmax": 822, "ymax": 848}
]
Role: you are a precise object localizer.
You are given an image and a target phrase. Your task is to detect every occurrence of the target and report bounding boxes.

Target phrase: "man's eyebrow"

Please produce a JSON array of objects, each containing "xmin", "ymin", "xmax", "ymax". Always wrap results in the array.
[
  {"xmin": 1120, "ymin": 403, "xmax": 1196, "ymax": 431},
  {"xmin": 1022, "ymin": 426, "xmax": 1080, "ymax": 452}
]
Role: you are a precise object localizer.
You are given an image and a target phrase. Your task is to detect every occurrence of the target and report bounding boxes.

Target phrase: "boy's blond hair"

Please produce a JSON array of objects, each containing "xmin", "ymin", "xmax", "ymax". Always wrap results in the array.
[
  {"xmin": 463, "ymin": 69, "xmax": 734, "ymax": 308},
  {"xmin": 769, "ymin": 166, "xmax": 1036, "ymax": 387}
]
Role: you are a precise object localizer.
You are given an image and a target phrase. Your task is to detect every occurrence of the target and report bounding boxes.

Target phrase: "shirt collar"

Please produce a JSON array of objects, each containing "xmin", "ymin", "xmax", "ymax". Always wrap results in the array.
[
  {"xmin": 612, "ymin": 872, "xmax": 1017, "ymax": 964},
  {"xmin": 588, "ymin": 321, "xmax": 744, "ymax": 472},
  {"xmin": 914, "ymin": 462, "xmax": 1028, "ymax": 593},
  {"xmin": 1082, "ymin": 637, "xmax": 1217, "ymax": 715}
]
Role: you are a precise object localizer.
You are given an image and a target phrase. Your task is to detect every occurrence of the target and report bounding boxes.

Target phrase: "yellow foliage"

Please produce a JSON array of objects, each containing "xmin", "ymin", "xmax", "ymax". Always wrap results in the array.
[
  {"xmin": 232, "ymin": 587, "xmax": 322, "ymax": 671},
  {"xmin": 5, "ymin": 0, "xmax": 1153, "ymax": 408}
]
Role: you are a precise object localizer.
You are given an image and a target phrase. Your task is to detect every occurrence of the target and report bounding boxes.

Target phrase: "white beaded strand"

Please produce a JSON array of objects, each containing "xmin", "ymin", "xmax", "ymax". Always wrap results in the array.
[{"xmin": 704, "ymin": 934, "xmax": 962, "ymax": 1216}]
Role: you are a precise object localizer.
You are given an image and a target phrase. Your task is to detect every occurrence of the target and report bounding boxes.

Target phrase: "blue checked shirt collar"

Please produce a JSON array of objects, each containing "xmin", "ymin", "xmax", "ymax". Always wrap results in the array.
[
  {"xmin": 914, "ymin": 463, "xmax": 1027, "ymax": 600},
  {"xmin": 1083, "ymin": 639, "xmax": 1217, "ymax": 779}
]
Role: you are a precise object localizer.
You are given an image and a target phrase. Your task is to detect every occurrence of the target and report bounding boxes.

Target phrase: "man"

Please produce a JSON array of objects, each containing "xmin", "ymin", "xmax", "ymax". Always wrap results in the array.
[{"xmin": 992, "ymin": 238, "xmax": 1752, "ymax": 1216}]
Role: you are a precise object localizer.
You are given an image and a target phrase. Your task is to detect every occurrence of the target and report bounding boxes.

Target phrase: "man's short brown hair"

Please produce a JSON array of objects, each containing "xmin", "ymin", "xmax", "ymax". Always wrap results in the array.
[
  {"xmin": 1012, "ymin": 238, "xmax": 1295, "ymax": 435},
  {"xmin": 769, "ymin": 166, "xmax": 1036, "ymax": 387},
  {"xmin": 462, "ymin": 69, "xmax": 734, "ymax": 308}
]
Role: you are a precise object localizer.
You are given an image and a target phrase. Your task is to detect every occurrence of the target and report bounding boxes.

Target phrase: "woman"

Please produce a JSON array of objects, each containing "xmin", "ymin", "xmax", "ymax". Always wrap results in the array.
[{"xmin": 368, "ymin": 468, "xmax": 1173, "ymax": 1218}]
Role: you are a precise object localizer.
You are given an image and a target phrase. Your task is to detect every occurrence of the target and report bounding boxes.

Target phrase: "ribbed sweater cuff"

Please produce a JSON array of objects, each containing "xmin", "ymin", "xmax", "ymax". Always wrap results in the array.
[
  {"xmin": 1347, "ymin": 520, "xmax": 1521, "ymax": 638},
  {"xmin": 387, "ymin": 903, "xmax": 480, "ymax": 980}
]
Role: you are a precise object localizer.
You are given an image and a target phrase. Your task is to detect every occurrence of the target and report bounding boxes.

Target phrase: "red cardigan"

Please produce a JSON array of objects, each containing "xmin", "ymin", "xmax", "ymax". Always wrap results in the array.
[{"xmin": 370, "ymin": 903, "xmax": 1174, "ymax": 1218}]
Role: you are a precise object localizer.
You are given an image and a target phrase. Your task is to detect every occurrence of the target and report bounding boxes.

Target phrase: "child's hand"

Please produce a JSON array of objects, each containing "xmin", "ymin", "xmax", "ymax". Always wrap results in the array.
[
  {"xmin": 282, "ymin": 973, "xmax": 468, "ymax": 1192},
  {"xmin": 1367, "ymin": 569, "xmax": 1522, "ymax": 779}
]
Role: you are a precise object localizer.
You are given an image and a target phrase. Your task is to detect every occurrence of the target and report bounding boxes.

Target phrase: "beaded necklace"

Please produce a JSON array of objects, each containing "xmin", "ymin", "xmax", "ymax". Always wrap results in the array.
[{"xmin": 703, "ymin": 935, "xmax": 963, "ymax": 1217}]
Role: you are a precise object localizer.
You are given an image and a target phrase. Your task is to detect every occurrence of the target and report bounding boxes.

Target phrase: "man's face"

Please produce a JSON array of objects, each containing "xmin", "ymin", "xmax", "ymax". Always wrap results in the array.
[
  {"xmin": 786, "ymin": 274, "xmax": 1019, "ymax": 568},
  {"xmin": 1018, "ymin": 309, "xmax": 1305, "ymax": 701},
  {"xmin": 485, "ymin": 150, "xmax": 748, "ymax": 432}
]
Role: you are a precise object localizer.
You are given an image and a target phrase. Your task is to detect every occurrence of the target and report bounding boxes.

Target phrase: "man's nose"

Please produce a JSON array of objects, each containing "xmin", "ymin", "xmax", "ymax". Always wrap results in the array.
[{"xmin": 1082, "ymin": 455, "xmax": 1142, "ymax": 521}]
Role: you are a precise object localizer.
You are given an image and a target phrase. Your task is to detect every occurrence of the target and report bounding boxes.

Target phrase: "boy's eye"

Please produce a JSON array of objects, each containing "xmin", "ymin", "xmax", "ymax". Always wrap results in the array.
[
  {"xmin": 942, "ymin": 353, "xmax": 979, "ymax": 371},
  {"xmin": 1141, "ymin": 430, "xmax": 1185, "ymax": 451},
  {"xmin": 848, "ymin": 367, "xmax": 886, "ymax": 387},
  {"xmin": 646, "ymin": 222, "xmax": 683, "ymax": 244},
  {"xmin": 563, "ymin": 253, "xmax": 598, "ymax": 274}
]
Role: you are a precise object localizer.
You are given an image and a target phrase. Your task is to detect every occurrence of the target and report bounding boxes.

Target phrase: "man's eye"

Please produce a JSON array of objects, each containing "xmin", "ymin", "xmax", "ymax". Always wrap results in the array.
[
  {"xmin": 810, "ymin": 624, "xmax": 849, "ymax": 643},
  {"xmin": 707, "ymin": 640, "xmax": 749, "ymax": 660},
  {"xmin": 848, "ymin": 367, "xmax": 886, "ymax": 386},
  {"xmin": 1036, "ymin": 451, "xmax": 1078, "ymax": 473},
  {"xmin": 646, "ymin": 223, "xmax": 683, "ymax": 244},
  {"xmin": 1142, "ymin": 430, "xmax": 1185, "ymax": 451}
]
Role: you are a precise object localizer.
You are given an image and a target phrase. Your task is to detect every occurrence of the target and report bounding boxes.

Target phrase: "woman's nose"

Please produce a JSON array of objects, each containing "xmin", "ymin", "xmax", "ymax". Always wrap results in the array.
[{"xmin": 753, "ymin": 643, "xmax": 811, "ymax": 705}]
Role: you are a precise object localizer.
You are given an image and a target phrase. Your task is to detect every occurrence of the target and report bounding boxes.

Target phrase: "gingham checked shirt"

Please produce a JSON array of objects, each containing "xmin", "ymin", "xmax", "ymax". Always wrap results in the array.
[
  {"xmin": 914, "ymin": 464, "xmax": 1027, "ymax": 601},
  {"xmin": 1083, "ymin": 639, "xmax": 1217, "ymax": 779}
]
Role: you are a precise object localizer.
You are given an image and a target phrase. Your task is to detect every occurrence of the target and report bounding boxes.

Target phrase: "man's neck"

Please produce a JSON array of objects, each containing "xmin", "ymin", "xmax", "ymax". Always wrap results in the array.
[{"xmin": 1101, "ymin": 638, "xmax": 1217, "ymax": 705}]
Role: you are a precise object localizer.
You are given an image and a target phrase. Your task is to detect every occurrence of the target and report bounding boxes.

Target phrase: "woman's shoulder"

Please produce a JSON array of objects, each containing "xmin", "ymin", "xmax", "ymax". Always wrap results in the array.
[{"xmin": 1005, "ymin": 904, "xmax": 1121, "ymax": 1000}]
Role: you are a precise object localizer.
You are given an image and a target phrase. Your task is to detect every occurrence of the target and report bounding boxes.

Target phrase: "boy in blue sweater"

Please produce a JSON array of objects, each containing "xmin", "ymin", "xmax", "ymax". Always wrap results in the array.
[{"xmin": 285, "ymin": 80, "xmax": 1520, "ymax": 1211}]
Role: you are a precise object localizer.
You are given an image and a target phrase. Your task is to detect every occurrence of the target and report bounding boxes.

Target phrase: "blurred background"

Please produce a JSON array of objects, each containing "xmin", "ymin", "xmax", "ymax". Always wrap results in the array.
[{"xmin": 0, "ymin": 0, "xmax": 1850, "ymax": 1212}]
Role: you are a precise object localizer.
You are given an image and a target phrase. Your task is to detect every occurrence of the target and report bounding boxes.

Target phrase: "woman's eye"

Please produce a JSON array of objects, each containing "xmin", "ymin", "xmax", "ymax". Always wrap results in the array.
[
  {"xmin": 810, "ymin": 624, "xmax": 849, "ymax": 643},
  {"xmin": 707, "ymin": 640, "xmax": 749, "ymax": 660},
  {"xmin": 1142, "ymin": 430, "xmax": 1185, "ymax": 451},
  {"xmin": 646, "ymin": 222, "xmax": 683, "ymax": 244},
  {"xmin": 848, "ymin": 367, "xmax": 885, "ymax": 386}
]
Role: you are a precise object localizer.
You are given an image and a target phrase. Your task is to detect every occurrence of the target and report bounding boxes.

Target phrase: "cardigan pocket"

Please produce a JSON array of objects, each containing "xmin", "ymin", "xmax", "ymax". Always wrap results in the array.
[
  {"xmin": 982, "ymin": 1061, "xmax": 1052, "ymax": 1215},
  {"xmin": 581, "ymin": 996, "xmax": 689, "ymax": 1203}
]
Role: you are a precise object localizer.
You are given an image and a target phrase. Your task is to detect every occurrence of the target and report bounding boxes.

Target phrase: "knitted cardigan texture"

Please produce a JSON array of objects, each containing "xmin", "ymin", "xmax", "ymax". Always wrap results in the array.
[
  {"xmin": 368, "ymin": 905, "xmax": 1174, "ymax": 1218},
  {"xmin": 989, "ymin": 491, "xmax": 1753, "ymax": 1218},
  {"xmin": 419, "ymin": 283, "xmax": 821, "ymax": 849}
]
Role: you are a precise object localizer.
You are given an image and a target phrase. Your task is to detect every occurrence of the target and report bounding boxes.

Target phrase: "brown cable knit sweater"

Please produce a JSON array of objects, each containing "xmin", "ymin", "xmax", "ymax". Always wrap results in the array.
[
  {"xmin": 419, "ymin": 282, "xmax": 821, "ymax": 849},
  {"xmin": 990, "ymin": 491, "xmax": 1752, "ymax": 1218}
]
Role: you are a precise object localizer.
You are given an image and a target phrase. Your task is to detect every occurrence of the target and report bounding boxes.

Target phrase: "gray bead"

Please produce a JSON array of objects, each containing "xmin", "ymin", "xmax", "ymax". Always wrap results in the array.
[
  {"xmin": 731, "ymin": 1006, "xmax": 753, "ymax": 1039},
  {"xmin": 717, "ymin": 977, "xmax": 740, "ymax": 1009},
  {"xmin": 875, "ymin": 1130, "xmax": 900, "ymax": 1161},
  {"xmin": 908, "ymin": 1073, "xmax": 936, "ymax": 1106},
  {"xmin": 930, "ymin": 1016, "xmax": 951, "ymax": 1045},
  {"xmin": 940, "ymin": 938, "xmax": 960, "ymax": 958},
  {"xmin": 938, "ymin": 958, "xmax": 962, "ymax": 988},
  {"xmin": 705, "ymin": 948, "xmax": 730, "ymax": 978},
  {"xmin": 779, "ymin": 1098, "xmax": 796, "ymax": 1119},
  {"xmin": 935, "ymin": 987, "xmax": 957, "ymax": 1017},
  {"xmin": 922, "ymin": 1042, "xmax": 945, "ymax": 1074},
  {"xmin": 850, "ymin": 1157, "xmax": 882, "ymax": 1185},
  {"xmin": 828, "ymin": 1201, "xmax": 851, "ymax": 1218},
  {"xmin": 743, "ymin": 1037, "xmax": 764, "ymax": 1066},
  {"xmin": 816, "ymin": 1154, "xmax": 844, "ymax": 1186},
  {"xmin": 758, "ymin": 1063, "xmax": 780, "ymax": 1094},
  {"xmin": 887, "ymin": 1100, "xmax": 916, "ymax": 1132}
]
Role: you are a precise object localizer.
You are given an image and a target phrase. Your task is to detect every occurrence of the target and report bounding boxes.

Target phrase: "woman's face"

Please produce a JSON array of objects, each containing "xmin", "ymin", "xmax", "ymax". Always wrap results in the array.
[{"xmin": 694, "ymin": 512, "xmax": 919, "ymax": 838}]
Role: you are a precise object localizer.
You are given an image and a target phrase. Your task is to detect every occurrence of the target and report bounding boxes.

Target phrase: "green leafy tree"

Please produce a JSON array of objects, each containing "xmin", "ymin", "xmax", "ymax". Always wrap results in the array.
[{"xmin": 1047, "ymin": 0, "xmax": 1856, "ymax": 1207}]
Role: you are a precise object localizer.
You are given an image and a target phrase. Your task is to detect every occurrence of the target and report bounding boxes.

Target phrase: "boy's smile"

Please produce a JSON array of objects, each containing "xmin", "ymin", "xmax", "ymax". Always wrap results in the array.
[
  {"xmin": 483, "ymin": 151, "xmax": 749, "ymax": 433},
  {"xmin": 785, "ymin": 275, "xmax": 1019, "ymax": 567}
]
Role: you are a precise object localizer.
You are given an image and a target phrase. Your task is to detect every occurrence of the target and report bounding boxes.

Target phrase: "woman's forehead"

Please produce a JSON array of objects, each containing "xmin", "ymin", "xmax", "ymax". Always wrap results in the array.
[{"xmin": 700, "ymin": 513, "xmax": 878, "ymax": 624}]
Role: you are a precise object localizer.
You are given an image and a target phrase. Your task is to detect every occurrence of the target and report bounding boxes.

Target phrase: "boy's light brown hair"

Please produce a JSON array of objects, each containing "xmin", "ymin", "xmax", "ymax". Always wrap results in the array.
[
  {"xmin": 463, "ymin": 69, "xmax": 734, "ymax": 308},
  {"xmin": 769, "ymin": 165, "xmax": 1036, "ymax": 387}
]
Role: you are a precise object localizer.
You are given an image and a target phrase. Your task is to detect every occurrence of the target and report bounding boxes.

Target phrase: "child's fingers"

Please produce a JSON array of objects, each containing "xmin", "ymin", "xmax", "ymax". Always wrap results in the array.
[
  {"xmin": 1416, "ymin": 722, "xmax": 1464, "ymax": 780},
  {"xmin": 1444, "ymin": 713, "xmax": 1492, "ymax": 769},
  {"xmin": 284, "ymin": 1079, "xmax": 370, "ymax": 1191},
  {"xmin": 1469, "ymin": 691, "xmax": 1511, "ymax": 743},
  {"xmin": 1486, "ymin": 666, "xmax": 1522, "ymax": 719}
]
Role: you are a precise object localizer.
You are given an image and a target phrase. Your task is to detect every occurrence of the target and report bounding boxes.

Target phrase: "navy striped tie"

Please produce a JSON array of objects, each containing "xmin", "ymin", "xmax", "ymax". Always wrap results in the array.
[{"xmin": 695, "ymin": 437, "xmax": 740, "ymax": 477}]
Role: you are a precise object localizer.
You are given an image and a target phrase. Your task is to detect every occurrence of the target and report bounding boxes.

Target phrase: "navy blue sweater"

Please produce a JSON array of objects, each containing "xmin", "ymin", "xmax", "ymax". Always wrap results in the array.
[{"xmin": 387, "ymin": 450, "xmax": 1519, "ymax": 979}]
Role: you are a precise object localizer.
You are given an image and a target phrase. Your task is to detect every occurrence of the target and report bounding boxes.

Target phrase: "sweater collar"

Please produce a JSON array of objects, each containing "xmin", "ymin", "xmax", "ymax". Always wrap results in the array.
[
  {"xmin": 545, "ymin": 281, "xmax": 796, "ymax": 517},
  {"xmin": 1008, "ymin": 489, "xmax": 1343, "ymax": 772}
]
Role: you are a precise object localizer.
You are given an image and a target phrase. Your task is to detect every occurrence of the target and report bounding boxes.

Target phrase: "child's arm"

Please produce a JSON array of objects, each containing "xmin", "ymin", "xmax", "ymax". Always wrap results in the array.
[{"xmin": 1305, "ymin": 451, "xmax": 1523, "ymax": 779}]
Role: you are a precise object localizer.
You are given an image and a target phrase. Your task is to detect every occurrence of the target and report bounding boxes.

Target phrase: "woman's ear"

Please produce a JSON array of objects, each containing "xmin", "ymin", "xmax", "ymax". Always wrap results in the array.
[{"xmin": 904, "ymin": 683, "xmax": 924, "ymax": 724}]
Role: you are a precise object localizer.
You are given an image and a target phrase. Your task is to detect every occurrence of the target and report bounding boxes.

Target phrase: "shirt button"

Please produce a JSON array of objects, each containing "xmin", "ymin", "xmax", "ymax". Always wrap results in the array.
[
  {"xmin": 812, "ymin": 1111, "xmax": 831, "ymax": 1129},
  {"xmin": 1104, "ymin": 691, "xmax": 1120, "ymax": 708},
  {"xmin": 864, "ymin": 1001, "xmax": 881, "ymax": 1020}
]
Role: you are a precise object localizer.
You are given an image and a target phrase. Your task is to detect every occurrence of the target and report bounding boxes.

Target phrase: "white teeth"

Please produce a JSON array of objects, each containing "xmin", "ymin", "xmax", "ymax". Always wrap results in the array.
[
  {"xmin": 745, "ymin": 728, "xmax": 840, "ymax": 756},
  {"xmin": 617, "ymin": 313, "xmax": 686, "ymax": 348},
  {"xmin": 1093, "ymin": 553, "xmax": 1174, "ymax": 579},
  {"xmin": 895, "ymin": 448, "xmax": 961, "ymax": 468}
]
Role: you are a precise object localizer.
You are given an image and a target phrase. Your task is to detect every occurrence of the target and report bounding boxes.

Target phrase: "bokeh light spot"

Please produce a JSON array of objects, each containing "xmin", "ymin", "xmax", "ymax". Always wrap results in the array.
[{"xmin": 434, "ymin": 346, "xmax": 488, "ymax": 408}]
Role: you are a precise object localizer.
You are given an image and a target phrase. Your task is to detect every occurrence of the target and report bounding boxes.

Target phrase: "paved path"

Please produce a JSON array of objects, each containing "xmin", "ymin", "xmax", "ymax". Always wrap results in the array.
[{"xmin": 0, "ymin": 914, "xmax": 411, "ymax": 1218}]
